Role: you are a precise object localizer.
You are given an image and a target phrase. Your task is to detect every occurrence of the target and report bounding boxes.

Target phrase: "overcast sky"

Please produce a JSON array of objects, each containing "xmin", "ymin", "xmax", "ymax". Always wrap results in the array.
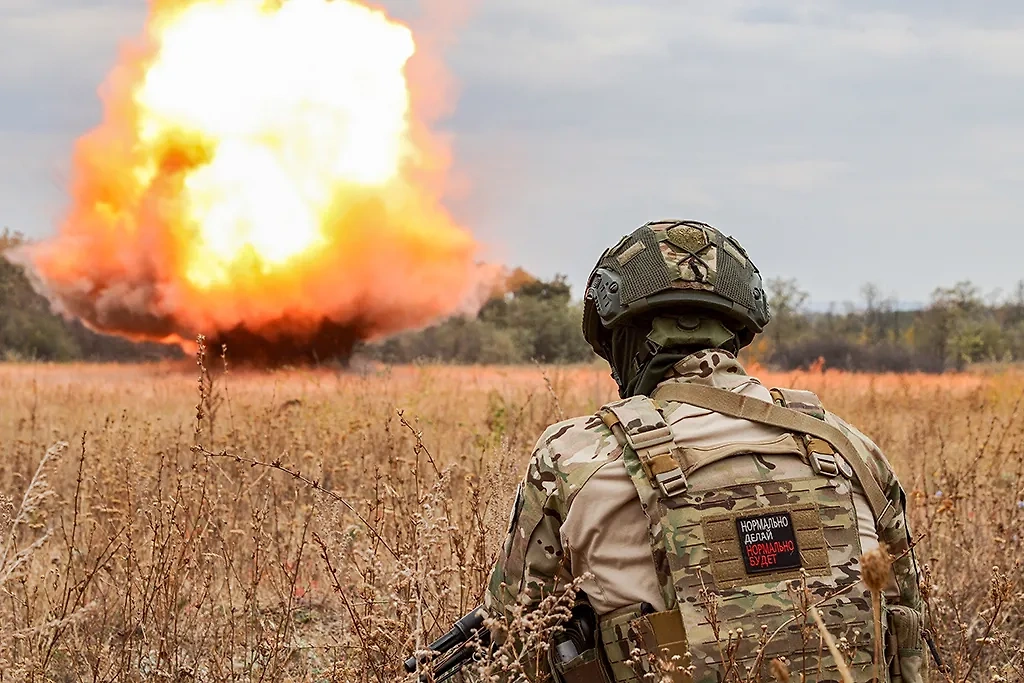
[{"xmin": 2, "ymin": 0, "xmax": 1023, "ymax": 306}]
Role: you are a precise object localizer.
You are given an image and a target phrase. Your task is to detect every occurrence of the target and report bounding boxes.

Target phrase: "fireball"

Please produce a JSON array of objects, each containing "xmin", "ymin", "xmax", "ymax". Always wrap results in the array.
[{"xmin": 31, "ymin": 0, "xmax": 480, "ymax": 361}]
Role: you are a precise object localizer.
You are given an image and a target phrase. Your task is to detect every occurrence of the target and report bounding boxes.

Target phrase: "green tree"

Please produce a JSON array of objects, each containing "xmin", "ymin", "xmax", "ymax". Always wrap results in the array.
[
  {"xmin": 366, "ymin": 275, "xmax": 592, "ymax": 365},
  {"xmin": 480, "ymin": 275, "xmax": 590, "ymax": 363},
  {"xmin": 917, "ymin": 281, "xmax": 986, "ymax": 369}
]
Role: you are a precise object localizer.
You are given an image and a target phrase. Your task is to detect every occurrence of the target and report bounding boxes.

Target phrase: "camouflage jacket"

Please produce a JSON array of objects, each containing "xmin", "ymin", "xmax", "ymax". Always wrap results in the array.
[{"xmin": 484, "ymin": 350, "xmax": 922, "ymax": 681}]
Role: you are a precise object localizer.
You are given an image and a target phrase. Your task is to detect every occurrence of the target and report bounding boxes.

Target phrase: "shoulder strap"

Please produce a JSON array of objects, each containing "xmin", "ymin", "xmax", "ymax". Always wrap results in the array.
[
  {"xmin": 651, "ymin": 383, "xmax": 896, "ymax": 527},
  {"xmin": 770, "ymin": 387, "xmax": 852, "ymax": 479},
  {"xmin": 599, "ymin": 397, "xmax": 680, "ymax": 610},
  {"xmin": 600, "ymin": 397, "xmax": 687, "ymax": 498}
]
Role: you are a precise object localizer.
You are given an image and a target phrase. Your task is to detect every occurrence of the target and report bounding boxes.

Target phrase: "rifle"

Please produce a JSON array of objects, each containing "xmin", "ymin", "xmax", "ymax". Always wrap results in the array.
[{"xmin": 403, "ymin": 605, "xmax": 490, "ymax": 681}]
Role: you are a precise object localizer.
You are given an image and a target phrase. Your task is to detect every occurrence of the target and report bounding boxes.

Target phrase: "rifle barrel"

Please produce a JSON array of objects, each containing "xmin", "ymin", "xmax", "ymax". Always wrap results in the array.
[{"xmin": 403, "ymin": 606, "xmax": 487, "ymax": 674}]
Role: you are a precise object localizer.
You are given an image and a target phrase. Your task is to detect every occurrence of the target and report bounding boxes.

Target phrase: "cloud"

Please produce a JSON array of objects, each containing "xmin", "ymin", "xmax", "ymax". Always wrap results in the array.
[
  {"xmin": 442, "ymin": 0, "xmax": 1024, "ymax": 90},
  {"xmin": 0, "ymin": 1, "xmax": 145, "ymax": 147},
  {"xmin": 741, "ymin": 160, "xmax": 849, "ymax": 193},
  {"xmin": 935, "ymin": 25, "xmax": 1024, "ymax": 75},
  {"xmin": 4, "ymin": 0, "xmax": 1024, "ymax": 306}
]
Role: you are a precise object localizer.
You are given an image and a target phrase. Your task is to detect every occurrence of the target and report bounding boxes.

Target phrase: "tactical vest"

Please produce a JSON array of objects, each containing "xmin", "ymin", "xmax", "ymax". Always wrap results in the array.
[{"xmin": 550, "ymin": 384, "xmax": 905, "ymax": 683}]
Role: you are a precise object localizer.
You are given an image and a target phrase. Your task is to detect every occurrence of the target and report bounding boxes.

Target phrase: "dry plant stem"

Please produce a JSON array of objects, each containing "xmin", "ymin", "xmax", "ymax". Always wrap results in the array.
[
  {"xmin": 1, "ymin": 362, "xmax": 1022, "ymax": 680},
  {"xmin": 396, "ymin": 410, "xmax": 443, "ymax": 481},
  {"xmin": 193, "ymin": 444, "xmax": 399, "ymax": 561},
  {"xmin": 958, "ymin": 566, "xmax": 1016, "ymax": 683},
  {"xmin": 0, "ymin": 441, "xmax": 67, "ymax": 587},
  {"xmin": 313, "ymin": 532, "xmax": 388, "ymax": 683},
  {"xmin": 698, "ymin": 570, "xmax": 737, "ymax": 682},
  {"xmin": 539, "ymin": 365, "xmax": 565, "ymax": 421},
  {"xmin": 39, "ymin": 434, "xmax": 87, "ymax": 671},
  {"xmin": 758, "ymin": 536, "xmax": 923, "ymax": 660},
  {"xmin": 809, "ymin": 602, "xmax": 854, "ymax": 683}
]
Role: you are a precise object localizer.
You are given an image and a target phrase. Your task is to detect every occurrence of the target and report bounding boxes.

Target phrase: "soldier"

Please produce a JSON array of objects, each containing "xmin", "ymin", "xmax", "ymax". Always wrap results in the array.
[{"xmin": 484, "ymin": 220, "xmax": 928, "ymax": 683}]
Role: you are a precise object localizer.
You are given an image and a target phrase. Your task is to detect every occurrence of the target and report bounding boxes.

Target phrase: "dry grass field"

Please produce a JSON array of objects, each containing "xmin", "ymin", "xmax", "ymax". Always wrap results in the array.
[{"xmin": 0, "ymin": 352, "xmax": 1022, "ymax": 682}]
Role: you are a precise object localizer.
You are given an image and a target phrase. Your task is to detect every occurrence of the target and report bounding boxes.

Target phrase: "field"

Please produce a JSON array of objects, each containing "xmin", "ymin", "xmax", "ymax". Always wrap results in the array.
[{"xmin": 0, "ymin": 355, "xmax": 1022, "ymax": 682}]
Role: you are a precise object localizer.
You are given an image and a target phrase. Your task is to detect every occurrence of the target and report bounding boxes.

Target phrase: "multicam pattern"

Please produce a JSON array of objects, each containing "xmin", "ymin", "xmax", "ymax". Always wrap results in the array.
[
  {"xmin": 582, "ymin": 221, "xmax": 771, "ymax": 357},
  {"xmin": 618, "ymin": 431, "xmax": 874, "ymax": 682},
  {"xmin": 599, "ymin": 606, "xmax": 690, "ymax": 683},
  {"xmin": 662, "ymin": 348, "xmax": 753, "ymax": 385},
  {"xmin": 484, "ymin": 412, "xmax": 623, "ymax": 680},
  {"xmin": 485, "ymin": 350, "xmax": 925, "ymax": 683},
  {"xmin": 829, "ymin": 417, "xmax": 923, "ymax": 613},
  {"xmin": 657, "ymin": 228, "xmax": 718, "ymax": 289},
  {"xmin": 486, "ymin": 411, "xmax": 622, "ymax": 604}
]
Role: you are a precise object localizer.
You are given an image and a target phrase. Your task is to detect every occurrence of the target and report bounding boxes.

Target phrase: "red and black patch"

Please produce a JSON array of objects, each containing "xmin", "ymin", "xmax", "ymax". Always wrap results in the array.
[{"xmin": 736, "ymin": 511, "xmax": 801, "ymax": 574}]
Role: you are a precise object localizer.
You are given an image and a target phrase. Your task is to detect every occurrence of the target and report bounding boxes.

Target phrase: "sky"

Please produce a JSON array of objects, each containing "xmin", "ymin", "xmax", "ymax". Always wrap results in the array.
[{"xmin": 2, "ymin": 0, "xmax": 1023, "ymax": 307}]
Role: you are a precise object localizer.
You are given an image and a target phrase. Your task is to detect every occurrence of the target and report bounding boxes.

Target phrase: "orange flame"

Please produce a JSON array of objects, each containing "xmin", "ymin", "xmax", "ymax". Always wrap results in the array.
[{"xmin": 31, "ymin": 0, "xmax": 481, "ymax": 361}]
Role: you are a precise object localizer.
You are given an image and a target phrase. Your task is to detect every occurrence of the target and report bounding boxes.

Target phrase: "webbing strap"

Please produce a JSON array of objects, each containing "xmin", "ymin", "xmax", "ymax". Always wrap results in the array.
[
  {"xmin": 602, "ymin": 399, "xmax": 688, "ymax": 498},
  {"xmin": 652, "ymin": 383, "xmax": 896, "ymax": 527},
  {"xmin": 601, "ymin": 398, "xmax": 681, "ymax": 610}
]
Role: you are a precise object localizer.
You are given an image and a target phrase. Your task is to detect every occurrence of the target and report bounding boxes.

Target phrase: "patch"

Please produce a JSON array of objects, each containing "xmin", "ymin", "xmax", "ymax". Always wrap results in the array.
[
  {"xmin": 736, "ymin": 511, "xmax": 801, "ymax": 574},
  {"xmin": 721, "ymin": 238, "xmax": 746, "ymax": 265},
  {"xmin": 701, "ymin": 499, "xmax": 831, "ymax": 589},
  {"xmin": 616, "ymin": 240, "xmax": 646, "ymax": 266},
  {"xmin": 666, "ymin": 225, "xmax": 708, "ymax": 252}
]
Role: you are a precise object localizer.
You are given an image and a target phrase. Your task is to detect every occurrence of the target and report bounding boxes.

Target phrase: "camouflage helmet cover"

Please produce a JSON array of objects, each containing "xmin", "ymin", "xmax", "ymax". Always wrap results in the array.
[{"xmin": 583, "ymin": 220, "xmax": 771, "ymax": 357}]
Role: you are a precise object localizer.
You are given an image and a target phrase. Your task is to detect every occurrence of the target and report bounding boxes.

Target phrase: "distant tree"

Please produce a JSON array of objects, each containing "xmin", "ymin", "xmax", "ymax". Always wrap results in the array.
[
  {"xmin": 0, "ymin": 227, "xmax": 25, "ymax": 252},
  {"xmin": 0, "ymin": 245, "xmax": 82, "ymax": 360},
  {"xmin": 365, "ymin": 274, "xmax": 592, "ymax": 365},
  {"xmin": 5, "ymin": 225, "xmax": 1023, "ymax": 371},
  {"xmin": 514, "ymin": 277, "xmax": 572, "ymax": 303},
  {"xmin": 764, "ymin": 277, "xmax": 809, "ymax": 349},
  {"xmin": 860, "ymin": 282, "xmax": 900, "ymax": 344},
  {"xmin": 1007, "ymin": 281, "xmax": 1024, "ymax": 327},
  {"xmin": 917, "ymin": 281, "xmax": 986, "ymax": 369}
]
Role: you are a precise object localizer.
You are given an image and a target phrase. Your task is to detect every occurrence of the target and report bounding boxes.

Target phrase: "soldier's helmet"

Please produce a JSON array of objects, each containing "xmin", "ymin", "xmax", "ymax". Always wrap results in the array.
[{"xmin": 582, "ymin": 220, "xmax": 771, "ymax": 359}]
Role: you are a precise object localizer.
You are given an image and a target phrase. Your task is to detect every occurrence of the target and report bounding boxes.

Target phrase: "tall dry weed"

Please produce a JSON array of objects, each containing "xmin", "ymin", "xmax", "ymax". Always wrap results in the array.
[{"xmin": 0, "ymin": 359, "xmax": 1021, "ymax": 681}]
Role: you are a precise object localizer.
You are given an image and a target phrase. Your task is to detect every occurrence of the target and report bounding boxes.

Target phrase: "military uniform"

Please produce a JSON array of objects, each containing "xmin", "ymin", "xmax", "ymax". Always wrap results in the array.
[
  {"xmin": 481, "ymin": 221, "xmax": 927, "ymax": 683},
  {"xmin": 486, "ymin": 350, "xmax": 925, "ymax": 682}
]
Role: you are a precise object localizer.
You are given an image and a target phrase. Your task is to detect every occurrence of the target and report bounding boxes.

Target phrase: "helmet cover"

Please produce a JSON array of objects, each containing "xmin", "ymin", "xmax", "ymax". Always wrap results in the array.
[{"xmin": 582, "ymin": 220, "xmax": 770, "ymax": 359}]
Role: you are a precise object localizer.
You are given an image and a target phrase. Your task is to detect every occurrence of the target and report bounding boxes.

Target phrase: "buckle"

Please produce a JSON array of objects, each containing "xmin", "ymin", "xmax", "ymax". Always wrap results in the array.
[
  {"xmin": 836, "ymin": 454, "xmax": 853, "ymax": 479},
  {"xmin": 630, "ymin": 425, "xmax": 674, "ymax": 450},
  {"xmin": 810, "ymin": 452, "xmax": 841, "ymax": 478},
  {"xmin": 878, "ymin": 499, "xmax": 896, "ymax": 525},
  {"xmin": 655, "ymin": 467, "xmax": 687, "ymax": 497}
]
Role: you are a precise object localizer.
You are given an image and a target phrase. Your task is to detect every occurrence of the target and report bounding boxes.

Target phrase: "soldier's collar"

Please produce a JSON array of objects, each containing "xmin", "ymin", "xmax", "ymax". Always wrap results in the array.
[{"xmin": 663, "ymin": 349, "xmax": 748, "ymax": 387}]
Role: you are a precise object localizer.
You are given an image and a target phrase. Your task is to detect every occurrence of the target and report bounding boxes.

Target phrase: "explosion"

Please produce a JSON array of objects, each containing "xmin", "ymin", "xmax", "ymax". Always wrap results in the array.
[{"xmin": 30, "ymin": 0, "xmax": 481, "ymax": 363}]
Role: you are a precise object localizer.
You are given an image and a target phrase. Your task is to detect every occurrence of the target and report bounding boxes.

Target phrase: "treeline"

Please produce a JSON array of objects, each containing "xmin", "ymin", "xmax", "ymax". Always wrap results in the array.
[
  {"xmin": 362, "ymin": 276, "xmax": 593, "ymax": 364},
  {"xmin": 759, "ymin": 278, "xmax": 1024, "ymax": 372},
  {"xmin": 0, "ymin": 229, "xmax": 594, "ymax": 365},
  {"xmin": 3, "ymin": 228, "xmax": 1023, "ymax": 371},
  {"xmin": 366, "ymin": 275, "xmax": 1024, "ymax": 372}
]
